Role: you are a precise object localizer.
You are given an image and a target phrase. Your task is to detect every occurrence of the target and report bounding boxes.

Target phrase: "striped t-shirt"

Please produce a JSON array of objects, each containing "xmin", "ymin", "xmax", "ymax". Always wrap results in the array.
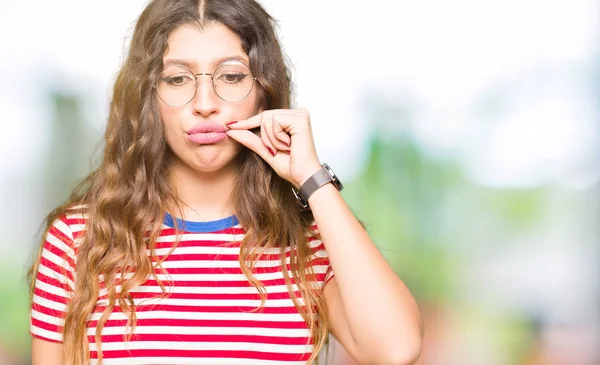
[{"xmin": 30, "ymin": 212, "xmax": 334, "ymax": 364}]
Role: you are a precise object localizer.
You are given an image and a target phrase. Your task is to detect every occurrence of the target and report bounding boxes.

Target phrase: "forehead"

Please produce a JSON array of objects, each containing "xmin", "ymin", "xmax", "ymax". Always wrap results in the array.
[{"xmin": 163, "ymin": 23, "xmax": 248, "ymax": 69}]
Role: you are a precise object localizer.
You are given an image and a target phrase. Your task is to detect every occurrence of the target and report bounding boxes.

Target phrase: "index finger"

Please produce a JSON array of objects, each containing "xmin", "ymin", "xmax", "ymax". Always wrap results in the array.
[
  {"xmin": 227, "ymin": 109, "xmax": 297, "ymax": 130},
  {"xmin": 227, "ymin": 113, "xmax": 263, "ymax": 130}
]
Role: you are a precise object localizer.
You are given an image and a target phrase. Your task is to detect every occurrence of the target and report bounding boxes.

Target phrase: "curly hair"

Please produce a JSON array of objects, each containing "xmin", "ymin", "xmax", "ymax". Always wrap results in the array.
[{"xmin": 28, "ymin": 1, "xmax": 330, "ymax": 363}]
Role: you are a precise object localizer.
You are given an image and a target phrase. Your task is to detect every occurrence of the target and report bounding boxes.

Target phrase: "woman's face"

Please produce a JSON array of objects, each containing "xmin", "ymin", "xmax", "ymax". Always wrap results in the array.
[{"xmin": 158, "ymin": 22, "xmax": 258, "ymax": 173}]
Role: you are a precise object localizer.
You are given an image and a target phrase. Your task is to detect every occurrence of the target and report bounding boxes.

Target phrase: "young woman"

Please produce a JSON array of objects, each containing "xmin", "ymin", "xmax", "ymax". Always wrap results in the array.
[{"xmin": 28, "ymin": 1, "xmax": 423, "ymax": 364}]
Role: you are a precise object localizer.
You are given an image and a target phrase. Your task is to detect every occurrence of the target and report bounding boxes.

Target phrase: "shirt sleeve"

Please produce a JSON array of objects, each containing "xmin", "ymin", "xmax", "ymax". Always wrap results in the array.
[
  {"xmin": 308, "ymin": 223, "xmax": 335, "ymax": 287},
  {"xmin": 30, "ymin": 215, "xmax": 76, "ymax": 343}
]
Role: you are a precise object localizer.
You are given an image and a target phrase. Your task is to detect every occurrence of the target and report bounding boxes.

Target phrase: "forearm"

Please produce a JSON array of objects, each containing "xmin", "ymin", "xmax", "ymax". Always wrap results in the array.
[{"xmin": 309, "ymin": 183, "xmax": 423, "ymax": 362}]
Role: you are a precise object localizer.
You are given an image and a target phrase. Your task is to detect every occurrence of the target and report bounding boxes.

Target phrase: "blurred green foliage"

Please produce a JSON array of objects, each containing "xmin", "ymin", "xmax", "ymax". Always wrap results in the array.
[
  {"xmin": 1, "ymin": 89, "xmax": 100, "ymax": 362},
  {"xmin": 45, "ymin": 92, "xmax": 100, "ymax": 210},
  {"xmin": 0, "ymin": 264, "xmax": 30, "ymax": 359},
  {"xmin": 344, "ymin": 132, "xmax": 459, "ymax": 303}
]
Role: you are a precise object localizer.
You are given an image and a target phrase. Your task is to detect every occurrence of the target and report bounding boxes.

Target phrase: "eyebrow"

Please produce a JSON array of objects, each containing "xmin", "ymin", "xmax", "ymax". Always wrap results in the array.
[{"xmin": 163, "ymin": 55, "xmax": 249, "ymax": 68}]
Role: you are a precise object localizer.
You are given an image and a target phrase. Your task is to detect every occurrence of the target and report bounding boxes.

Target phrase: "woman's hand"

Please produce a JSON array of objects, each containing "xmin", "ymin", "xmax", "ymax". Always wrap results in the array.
[{"xmin": 225, "ymin": 109, "xmax": 322, "ymax": 188}]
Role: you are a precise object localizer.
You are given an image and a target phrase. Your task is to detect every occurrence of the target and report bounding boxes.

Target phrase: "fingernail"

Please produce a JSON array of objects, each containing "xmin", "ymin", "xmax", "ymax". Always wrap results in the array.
[
  {"xmin": 282, "ymin": 141, "xmax": 290, "ymax": 147},
  {"xmin": 226, "ymin": 121, "xmax": 238, "ymax": 127},
  {"xmin": 267, "ymin": 147, "xmax": 276, "ymax": 156}
]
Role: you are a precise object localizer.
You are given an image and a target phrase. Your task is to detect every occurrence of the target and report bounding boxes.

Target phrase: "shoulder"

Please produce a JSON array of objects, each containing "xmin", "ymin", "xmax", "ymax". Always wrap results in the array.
[{"xmin": 45, "ymin": 205, "xmax": 89, "ymax": 249}]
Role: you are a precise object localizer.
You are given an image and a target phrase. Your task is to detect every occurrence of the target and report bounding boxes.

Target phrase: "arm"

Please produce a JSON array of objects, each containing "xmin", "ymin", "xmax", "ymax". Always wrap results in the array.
[
  {"xmin": 32, "ymin": 338, "xmax": 64, "ymax": 365},
  {"xmin": 225, "ymin": 109, "xmax": 423, "ymax": 364},
  {"xmin": 313, "ymin": 184, "xmax": 423, "ymax": 365}
]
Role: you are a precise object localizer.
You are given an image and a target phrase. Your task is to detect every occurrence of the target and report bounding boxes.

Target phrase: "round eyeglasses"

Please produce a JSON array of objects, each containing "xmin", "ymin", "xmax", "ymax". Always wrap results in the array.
[{"xmin": 154, "ymin": 60, "xmax": 257, "ymax": 106}]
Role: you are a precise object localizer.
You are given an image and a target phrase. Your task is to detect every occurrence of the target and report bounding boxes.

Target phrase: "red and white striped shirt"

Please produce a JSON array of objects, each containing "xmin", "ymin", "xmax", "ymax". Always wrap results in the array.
[{"xmin": 30, "ymin": 212, "xmax": 334, "ymax": 364}]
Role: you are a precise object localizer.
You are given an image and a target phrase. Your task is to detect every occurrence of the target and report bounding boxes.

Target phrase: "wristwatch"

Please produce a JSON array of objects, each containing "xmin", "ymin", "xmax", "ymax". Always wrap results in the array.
[{"xmin": 292, "ymin": 163, "xmax": 343, "ymax": 209}]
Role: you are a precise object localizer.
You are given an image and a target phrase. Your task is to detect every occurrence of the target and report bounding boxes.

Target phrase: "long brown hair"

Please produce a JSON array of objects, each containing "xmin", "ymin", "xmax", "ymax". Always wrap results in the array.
[{"xmin": 28, "ymin": 0, "xmax": 330, "ymax": 364}]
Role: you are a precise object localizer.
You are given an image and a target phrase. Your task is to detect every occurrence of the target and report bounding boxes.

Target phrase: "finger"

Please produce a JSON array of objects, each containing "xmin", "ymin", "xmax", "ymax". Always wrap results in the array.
[
  {"xmin": 226, "ymin": 130, "xmax": 273, "ymax": 162},
  {"xmin": 226, "ymin": 109, "xmax": 296, "ymax": 130},
  {"xmin": 265, "ymin": 114, "xmax": 291, "ymax": 152},
  {"xmin": 226, "ymin": 113, "xmax": 262, "ymax": 130},
  {"xmin": 271, "ymin": 114, "xmax": 292, "ymax": 149},
  {"xmin": 273, "ymin": 113, "xmax": 311, "ymax": 136},
  {"xmin": 293, "ymin": 108, "xmax": 310, "ymax": 118},
  {"xmin": 258, "ymin": 123, "xmax": 278, "ymax": 156}
]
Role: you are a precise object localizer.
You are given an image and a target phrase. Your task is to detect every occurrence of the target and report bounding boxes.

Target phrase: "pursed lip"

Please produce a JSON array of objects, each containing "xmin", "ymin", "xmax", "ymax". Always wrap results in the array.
[{"xmin": 187, "ymin": 122, "xmax": 228, "ymax": 135}]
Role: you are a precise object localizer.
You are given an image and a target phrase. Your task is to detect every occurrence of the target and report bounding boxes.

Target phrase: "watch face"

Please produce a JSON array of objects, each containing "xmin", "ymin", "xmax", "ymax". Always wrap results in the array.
[{"xmin": 322, "ymin": 163, "xmax": 343, "ymax": 191}]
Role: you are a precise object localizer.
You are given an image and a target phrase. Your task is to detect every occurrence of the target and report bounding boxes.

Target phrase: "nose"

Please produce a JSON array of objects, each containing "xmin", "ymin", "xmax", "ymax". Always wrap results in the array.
[{"xmin": 191, "ymin": 74, "xmax": 219, "ymax": 116}]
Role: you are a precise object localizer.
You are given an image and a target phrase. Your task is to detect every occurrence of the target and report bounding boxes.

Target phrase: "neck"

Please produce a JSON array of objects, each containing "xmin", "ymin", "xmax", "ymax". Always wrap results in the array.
[{"xmin": 169, "ymin": 158, "xmax": 239, "ymax": 222}]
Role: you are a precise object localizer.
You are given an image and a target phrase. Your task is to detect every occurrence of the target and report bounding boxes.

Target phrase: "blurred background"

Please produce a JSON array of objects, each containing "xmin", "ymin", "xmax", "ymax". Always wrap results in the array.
[{"xmin": 1, "ymin": 0, "xmax": 598, "ymax": 364}]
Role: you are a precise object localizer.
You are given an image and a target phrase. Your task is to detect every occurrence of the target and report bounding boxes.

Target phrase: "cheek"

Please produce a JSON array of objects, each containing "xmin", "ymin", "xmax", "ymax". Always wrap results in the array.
[
  {"xmin": 158, "ymin": 105, "xmax": 180, "ymax": 146},
  {"xmin": 158, "ymin": 98, "xmax": 184, "ymax": 129},
  {"xmin": 158, "ymin": 102, "xmax": 175, "ymax": 126},
  {"xmin": 238, "ymin": 90, "xmax": 261, "ymax": 118}
]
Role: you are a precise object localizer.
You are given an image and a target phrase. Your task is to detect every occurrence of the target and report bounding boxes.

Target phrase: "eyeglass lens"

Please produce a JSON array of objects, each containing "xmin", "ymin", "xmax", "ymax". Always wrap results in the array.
[{"xmin": 156, "ymin": 60, "xmax": 254, "ymax": 106}]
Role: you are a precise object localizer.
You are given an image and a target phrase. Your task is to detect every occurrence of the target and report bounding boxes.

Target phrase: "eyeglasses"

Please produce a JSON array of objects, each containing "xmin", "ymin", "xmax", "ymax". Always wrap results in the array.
[{"xmin": 154, "ymin": 60, "xmax": 257, "ymax": 107}]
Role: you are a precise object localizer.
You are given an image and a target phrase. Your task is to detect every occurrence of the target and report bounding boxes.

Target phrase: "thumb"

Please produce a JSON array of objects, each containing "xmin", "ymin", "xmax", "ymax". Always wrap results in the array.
[{"xmin": 226, "ymin": 130, "xmax": 273, "ymax": 163}]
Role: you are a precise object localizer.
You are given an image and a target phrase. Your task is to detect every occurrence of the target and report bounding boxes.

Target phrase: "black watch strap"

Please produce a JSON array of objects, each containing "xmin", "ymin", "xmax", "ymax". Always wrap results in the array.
[
  {"xmin": 298, "ymin": 168, "xmax": 333, "ymax": 205},
  {"xmin": 292, "ymin": 163, "xmax": 343, "ymax": 209}
]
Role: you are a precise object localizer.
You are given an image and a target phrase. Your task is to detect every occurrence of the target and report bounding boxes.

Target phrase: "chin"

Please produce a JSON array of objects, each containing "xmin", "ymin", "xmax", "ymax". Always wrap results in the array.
[
  {"xmin": 183, "ymin": 151, "xmax": 241, "ymax": 174},
  {"xmin": 168, "ymin": 137, "xmax": 242, "ymax": 174}
]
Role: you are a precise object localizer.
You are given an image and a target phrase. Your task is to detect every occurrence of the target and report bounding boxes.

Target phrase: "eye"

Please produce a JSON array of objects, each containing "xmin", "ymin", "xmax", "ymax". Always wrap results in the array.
[
  {"xmin": 219, "ymin": 72, "xmax": 247, "ymax": 84},
  {"xmin": 162, "ymin": 74, "xmax": 194, "ymax": 86}
]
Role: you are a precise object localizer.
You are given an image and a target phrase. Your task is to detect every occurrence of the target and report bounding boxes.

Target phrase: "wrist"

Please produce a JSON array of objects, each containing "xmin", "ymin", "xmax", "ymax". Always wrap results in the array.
[
  {"xmin": 307, "ymin": 181, "xmax": 338, "ymax": 205},
  {"xmin": 292, "ymin": 163, "xmax": 344, "ymax": 209}
]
